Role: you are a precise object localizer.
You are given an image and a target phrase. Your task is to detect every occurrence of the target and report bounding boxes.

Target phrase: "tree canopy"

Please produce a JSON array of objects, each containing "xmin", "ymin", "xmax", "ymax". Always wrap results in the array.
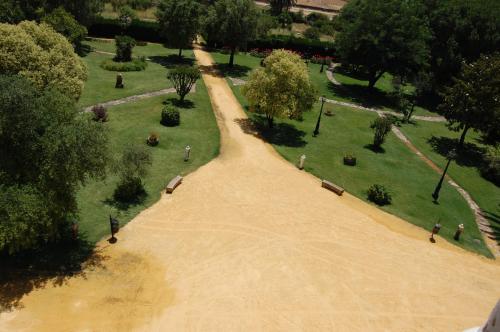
[
  {"xmin": 421, "ymin": 0, "xmax": 500, "ymax": 92},
  {"xmin": 0, "ymin": 21, "xmax": 87, "ymax": 100},
  {"xmin": 335, "ymin": 0, "xmax": 430, "ymax": 89},
  {"xmin": 438, "ymin": 53, "xmax": 500, "ymax": 147},
  {"xmin": 269, "ymin": 0, "xmax": 297, "ymax": 15},
  {"xmin": 242, "ymin": 49, "xmax": 317, "ymax": 128},
  {"xmin": 0, "ymin": 0, "xmax": 104, "ymax": 26},
  {"xmin": 0, "ymin": 75, "xmax": 108, "ymax": 254},
  {"xmin": 203, "ymin": 0, "xmax": 259, "ymax": 66},
  {"xmin": 42, "ymin": 7, "xmax": 87, "ymax": 50},
  {"xmin": 167, "ymin": 66, "xmax": 200, "ymax": 101},
  {"xmin": 157, "ymin": 0, "xmax": 201, "ymax": 57}
]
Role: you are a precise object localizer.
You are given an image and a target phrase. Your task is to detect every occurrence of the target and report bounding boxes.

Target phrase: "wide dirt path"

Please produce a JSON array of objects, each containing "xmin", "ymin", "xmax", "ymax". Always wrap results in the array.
[{"xmin": 2, "ymin": 47, "xmax": 500, "ymax": 332}]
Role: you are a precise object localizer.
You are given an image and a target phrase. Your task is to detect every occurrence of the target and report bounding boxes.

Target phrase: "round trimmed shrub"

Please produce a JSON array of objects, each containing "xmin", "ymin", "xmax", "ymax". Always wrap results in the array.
[
  {"xmin": 304, "ymin": 27, "xmax": 321, "ymax": 40},
  {"xmin": 146, "ymin": 132, "xmax": 159, "ymax": 146},
  {"xmin": 160, "ymin": 106, "xmax": 180, "ymax": 127},
  {"xmin": 367, "ymin": 184, "xmax": 392, "ymax": 206},
  {"xmin": 91, "ymin": 105, "xmax": 108, "ymax": 122},
  {"xmin": 100, "ymin": 58, "xmax": 147, "ymax": 72}
]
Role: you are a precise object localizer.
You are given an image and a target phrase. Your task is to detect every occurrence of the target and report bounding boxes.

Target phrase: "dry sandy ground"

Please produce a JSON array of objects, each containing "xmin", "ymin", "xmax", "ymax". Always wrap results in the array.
[{"xmin": 1, "ymin": 47, "xmax": 500, "ymax": 332}]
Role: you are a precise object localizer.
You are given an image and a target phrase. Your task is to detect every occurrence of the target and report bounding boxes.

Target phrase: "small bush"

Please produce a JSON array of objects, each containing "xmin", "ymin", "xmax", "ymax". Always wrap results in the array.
[
  {"xmin": 367, "ymin": 184, "xmax": 392, "ymax": 206},
  {"xmin": 113, "ymin": 177, "xmax": 145, "ymax": 202},
  {"xmin": 146, "ymin": 132, "xmax": 159, "ymax": 146},
  {"xmin": 481, "ymin": 146, "xmax": 500, "ymax": 186},
  {"xmin": 304, "ymin": 27, "xmax": 321, "ymax": 40},
  {"xmin": 91, "ymin": 105, "xmax": 108, "ymax": 122},
  {"xmin": 160, "ymin": 106, "xmax": 180, "ymax": 126},
  {"xmin": 370, "ymin": 117, "xmax": 393, "ymax": 148},
  {"xmin": 278, "ymin": 12, "xmax": 293, "ymax": 28},
  {"xmin": 100, "ymin": 58, "xmax": 147, "ymax": 71}
]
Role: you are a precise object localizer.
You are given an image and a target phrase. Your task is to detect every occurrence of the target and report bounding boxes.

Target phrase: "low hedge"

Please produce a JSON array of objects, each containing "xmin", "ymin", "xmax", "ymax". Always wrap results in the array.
[
  {"xmin": 100, "ymin": 58, "xmax": 148, "ymax": 71},
  {"xmin": 89, "ymin": 17, "xmax": 160, "ymax": 42},
  {"xmin": 248, "ymin": 35, "xmax": 335, "ymax": 57}
]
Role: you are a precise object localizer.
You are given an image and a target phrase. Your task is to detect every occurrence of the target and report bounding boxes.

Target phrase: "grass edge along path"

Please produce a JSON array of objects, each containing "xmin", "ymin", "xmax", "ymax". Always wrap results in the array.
[{"xmin": 212, "ymin": 52, "xmax": 492, "ymax": 257}]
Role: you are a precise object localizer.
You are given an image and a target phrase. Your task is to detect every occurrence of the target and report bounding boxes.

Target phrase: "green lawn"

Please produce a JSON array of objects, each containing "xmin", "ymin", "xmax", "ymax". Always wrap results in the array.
[
  {"xmin": 77, "ymin": 79, "xmax": 219, "ymax": 242},
  {"xmin": 211, "ymin": 51, "xmax": 435, "ymax": 117},
  {"xmin": 223, "ymin": 64, "xmax": 492, "ymax": 257},
  {"xmin": 78, "ymin": 41, "xmax": 195, "ymax": 107},
  {"xmin": 400, "ymin": 121, "xmax": 500, "ymax": 244}
]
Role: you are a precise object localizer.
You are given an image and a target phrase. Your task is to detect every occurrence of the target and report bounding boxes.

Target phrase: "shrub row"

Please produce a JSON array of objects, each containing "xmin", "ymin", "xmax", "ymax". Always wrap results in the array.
[
  {"xmin": 88, "ymin": 17, "xmax": 161, "ymax": 42},
  {"xmin": 248, "ymin": 35, "xmax": 335, "ymax": 57},
  {"xmin": 100, "ymin": 58, "xmax": 147, "ymax": 71}
]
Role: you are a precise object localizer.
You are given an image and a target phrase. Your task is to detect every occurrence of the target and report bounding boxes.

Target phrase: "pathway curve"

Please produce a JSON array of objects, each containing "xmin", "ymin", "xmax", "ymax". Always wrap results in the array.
[
  {"xmin": 82, "ymin": 85, "xmax": 195, "ymax": 112},
  {"xmin": 386, "ymin": 118, "xmax": 500, "ymax": 257},
  {"xmin": 2, "ymin": 46, "xmax": 500, "ymax": 332}
]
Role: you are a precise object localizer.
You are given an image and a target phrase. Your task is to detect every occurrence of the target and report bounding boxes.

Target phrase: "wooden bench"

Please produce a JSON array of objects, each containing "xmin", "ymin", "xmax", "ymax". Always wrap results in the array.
[
  {"xmin": 166, "ymin": 175, "xmax": 183, "ymax": 193},
  {"xmin": 321, "ymin": 179, "xmax": 344, "ymax": 196}
]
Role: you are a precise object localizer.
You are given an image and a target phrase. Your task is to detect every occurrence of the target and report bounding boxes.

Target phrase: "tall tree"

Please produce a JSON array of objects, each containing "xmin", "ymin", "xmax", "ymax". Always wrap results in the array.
[
  {"xmin": 269, "ymin": 0, "xmax": 296, "ymax": 15},
  {"xmin": 335, "ymin": 0, "xmax": 430, "ymax": 89},
  {"xmin": 0, "ymin": 21, "xmax": 87, "ymax": 100},
  {"xmin": 420, "ymin": 0, "xmax": 500, "ymax": 93},
  {"xmin": 438, "ymin": 54, "xmax": 500, "ymax": 147},
  {"xmin": 242, "ymin": 50, "xmax": 317, "ymax": 128},
  {"xmin": 0, "ymin": 75, "xmax": 108, "ymax": 254},
  {"xmin": 42, "ymin": 7, "xmax": 88, "ymax": 51},
  {"xmin": 167, "ymin": 66, "xmax": 200, "ymax": 101},
  {"xmin": 204, "ymin": 0, "xmax": 259, "ymax": 66},
  {"xmin": 156, "ymin": 0, "xmax": 201, "ymax": 57}
]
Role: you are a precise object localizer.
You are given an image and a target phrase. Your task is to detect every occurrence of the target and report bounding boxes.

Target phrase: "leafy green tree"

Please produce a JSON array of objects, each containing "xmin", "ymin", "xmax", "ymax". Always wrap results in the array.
[
  {"xmin": 370, "ymin": 117, "xmax": 392, "ymax": 148},
  {"xmin": 0, "ymin": 1, "xmax": 25, "ymax": 23},
  {"xmin": 256, "ymin": 12, "xmax": 278, "ymax": 39},
  {"xmin": 269, "ymin": 0, "xmax": 296, "ymax": 15},
  {"xmin": 438, "ymin": 54, "xmax": 500, "ymax": 147},
  {"xmin": 0, "ymin": 21, "xmax": 87, "ymax": 100},
  {"xmin": 204, "ymin": 0, "xmax": 259, "ymax": 66},
  {"xmin": 42, "ymin": 7, "xmax": 87, "ymax": 50},
  {"xmin": 118, "ymin": 5, "xmax": 137, "ymax": 32},
  {"xmin": 242, "ymin": 49, "xmax": 317, "ymax": 128},
  {"xmin": 115, "ymin": 35, "xmax": 136, "ymax": 62},
  {"xmin": 335, "ymin": 0, "xmax": 430, "ymax": 89},
  {"xmin": 114, "ymin": 145, "xmax": 152, "ymax": 202},
  {"xmin": 167, "ymin": 66, "xmax": 200, "ymax": 101},
  {"xmin": 156, "ymin": 0, "xmax": 201, "ymax": 57},
  {"xmin": 421, "ymin": 0, "xmax": 500, "ymax": 92},
  {"xmin": 0, "ymin": 75, "xmax": 108, "ymax": 254}
]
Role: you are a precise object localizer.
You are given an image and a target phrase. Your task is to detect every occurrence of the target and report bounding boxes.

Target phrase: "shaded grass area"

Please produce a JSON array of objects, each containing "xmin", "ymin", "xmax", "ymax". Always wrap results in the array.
[
  {"xmin": 77, "ymin": 79, "xmax": 219, "ymax": 243},
  {"xmin": 78, "ymin": 41, "xmax": 195, "ymax": 107},
  {"xmin": 400, "ymin": 121, "xmax": 500, "ymax": 246},
  {"xmin": 230, "ymin": 84, "xmax": 492, "ymax": 257}
]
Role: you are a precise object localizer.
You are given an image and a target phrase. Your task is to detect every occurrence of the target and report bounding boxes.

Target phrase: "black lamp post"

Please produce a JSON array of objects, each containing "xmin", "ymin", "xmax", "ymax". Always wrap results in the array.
[
  {"xmin": 313, "ymin": 96, "xmax": 326, "ymax": 137},
  {"xmin": 432, "ymin": 150, "xmax": 456, "ymax": 202}
]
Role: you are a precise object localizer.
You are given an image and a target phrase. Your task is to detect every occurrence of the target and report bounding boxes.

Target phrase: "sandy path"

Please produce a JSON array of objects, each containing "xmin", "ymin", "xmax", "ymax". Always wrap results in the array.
[{"xmin": 1, "ymin": 47, "xmax": 500, "ymax": 332}]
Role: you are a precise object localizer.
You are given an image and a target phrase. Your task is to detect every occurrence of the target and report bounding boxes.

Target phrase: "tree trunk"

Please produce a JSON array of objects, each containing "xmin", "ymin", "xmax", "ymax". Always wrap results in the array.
[
  {"xmin": 266, "ymin": 115, "xmax": 274, "ymax": 129},
  {"xmin": 368, "ymin": 71, "xmax": 385, "ymax": 90},
  {"xmin": 229, "ymin": 47, "xmax": 236, "ymax": 67},
  {"xmin": 458, "ymin": 126, "xmax": 470, "ymax": 147},
  {"xmin": 178, "ymin": 48, "xmax": 183, "ymax": 58}
]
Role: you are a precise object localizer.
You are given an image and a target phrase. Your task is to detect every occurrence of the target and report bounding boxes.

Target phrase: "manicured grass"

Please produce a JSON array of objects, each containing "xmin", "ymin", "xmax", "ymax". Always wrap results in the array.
[
  {"xmin": 228, "ymin": 81, "xmax": 492, "ymax": 257},
  {"xmin": 76, "ymin": 79, "xmax": 220, "ymax": 243},
  {"xmin": 400, "ymin": 121, "xmax": 500, "ymax": 244},
  {"xmin": 78, "ymin": 41, "xmax": 195, "ymax": 107},
  {"xmin": 211, "ymin": 51, "xmax": 435, "ymax": 117}
]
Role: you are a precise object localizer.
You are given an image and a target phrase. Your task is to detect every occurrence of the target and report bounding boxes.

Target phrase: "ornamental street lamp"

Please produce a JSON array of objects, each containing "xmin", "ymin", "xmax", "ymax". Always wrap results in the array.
[
  {"xmin": 313, "ymin": 96, "xmax": 326, "ymax": 137},
  {"xmin": 432, "ymin": 150, "xmax": 456, "ymax": 202}
]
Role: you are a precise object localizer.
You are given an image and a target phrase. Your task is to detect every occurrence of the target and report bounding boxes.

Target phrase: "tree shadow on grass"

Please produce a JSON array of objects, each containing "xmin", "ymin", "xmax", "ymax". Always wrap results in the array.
[
  {"xmin": 163, "ymin": 97, "xmax": 195, "ymax": 109},
  {"xmin": 0, "ymin": 235, "xmax": 107, "ymax": 312},
  {"xmin": 328, "ymin": 82, "xmax": 394, "ymax": 110},
  {"xmin": 483, "ymin": 210, "xmax": 500, "ymax": 246},
  {"xmin": 427, "ymin": 136, "xmax": 486, "ymax": 168},
  {"xmin": 216, "ymin": 64, "xmax": 252, "ymax": 78},
  {"xmin": 149, "ymin": 55, "xmax": 195, "ymax": 69},
  {"xmin": 235, "ymin": 116, "xmax": 307, "ymax": 147},
  {"xmin": 103, "ymin": 192, "xmax": 148, "ymax": 211},
  {"xmin": 364, "ymin": 144, "xmax": 386, "ymax": 154}
]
